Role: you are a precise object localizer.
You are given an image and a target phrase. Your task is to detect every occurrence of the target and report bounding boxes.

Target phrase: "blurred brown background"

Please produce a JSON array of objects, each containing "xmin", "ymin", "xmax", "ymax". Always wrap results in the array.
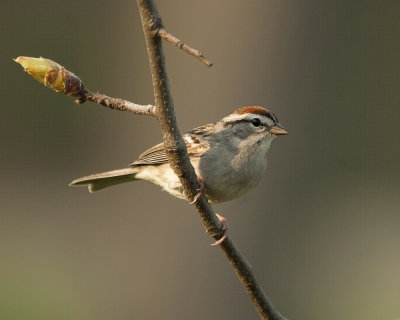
[{"xmin": 1, "ymin": 1, "xmax": 400, "ymax": 319}]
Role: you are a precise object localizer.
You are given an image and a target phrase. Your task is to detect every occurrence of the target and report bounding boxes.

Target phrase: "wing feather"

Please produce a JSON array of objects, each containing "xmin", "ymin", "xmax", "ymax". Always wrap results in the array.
[
  {"xmin": 129, "ymin": 126, "xmax": 213, "ymax": 167},
  {"xmin": 129, "ymin": 142, "xmax": 167, "ymax": 166}
]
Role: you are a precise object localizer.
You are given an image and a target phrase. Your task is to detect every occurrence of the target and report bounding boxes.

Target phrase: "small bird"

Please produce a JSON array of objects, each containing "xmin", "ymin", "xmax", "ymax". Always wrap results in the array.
[{"xmin": 70, "ymin": 106, "xmax": 287, "ymax": 204}]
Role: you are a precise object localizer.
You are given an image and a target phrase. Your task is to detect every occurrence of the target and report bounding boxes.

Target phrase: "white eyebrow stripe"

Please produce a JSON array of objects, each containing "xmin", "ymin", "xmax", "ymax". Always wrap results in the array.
[{"xmin": 223, "ymin": 113, "xmax": 247, "ymax": 123}]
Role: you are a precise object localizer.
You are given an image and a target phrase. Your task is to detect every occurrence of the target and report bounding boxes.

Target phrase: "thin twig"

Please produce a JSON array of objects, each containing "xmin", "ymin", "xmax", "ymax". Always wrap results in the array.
[
  {"xmin": 157, "ymin": 28, "xmax": 213, "ymax": 67},
  {"xmin": 76, "ymin": 90, "xmax": 156, "ymax": 116},
  {"xmin": 136, "ymin": 1, "xmax": 287, "ymax": 319},
  {"xmin": 14, "ymin": 56, "xmax": 156, "ymax": 117}
]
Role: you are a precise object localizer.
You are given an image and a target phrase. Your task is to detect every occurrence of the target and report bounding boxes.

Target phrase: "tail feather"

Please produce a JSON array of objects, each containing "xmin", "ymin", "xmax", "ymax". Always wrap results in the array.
[{"xmin": 70, "ymin": 168, "xmax": 138, "ymax": 192}]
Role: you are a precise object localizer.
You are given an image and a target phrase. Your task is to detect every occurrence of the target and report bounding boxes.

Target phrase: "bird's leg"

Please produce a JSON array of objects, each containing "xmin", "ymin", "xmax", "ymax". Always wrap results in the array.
[
  {"xmin": 211, "ymin": 213, "xmax": 228, "ymax": 246},
  {"xmin": 189, "ymin": 177, "xmax": 228, "ymax": 245},
  {"xmin": 190, "ymin": 176, "xmax": 205, "ymax": 204}
]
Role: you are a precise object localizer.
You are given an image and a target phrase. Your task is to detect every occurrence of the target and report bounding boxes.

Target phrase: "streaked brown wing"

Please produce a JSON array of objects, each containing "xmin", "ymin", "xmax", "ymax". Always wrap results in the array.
[{"xmin": 129, "ymin": 132, "xmax": 210, "ymax": 167}]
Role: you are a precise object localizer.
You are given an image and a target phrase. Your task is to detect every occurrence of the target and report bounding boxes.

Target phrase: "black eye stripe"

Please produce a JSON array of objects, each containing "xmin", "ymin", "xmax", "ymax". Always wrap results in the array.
[
  {"xmin": 267, "ymin": 113, "xmax": 278, "ymax": 123},
  {"xmin": 226, "ymin": 119, "xmax": 265, "ymax": 126}
]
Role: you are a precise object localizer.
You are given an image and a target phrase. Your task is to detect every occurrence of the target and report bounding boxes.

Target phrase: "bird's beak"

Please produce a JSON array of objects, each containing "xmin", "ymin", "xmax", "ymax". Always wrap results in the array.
[{"xmin": 269, "ymin": 123, "xmax": 288, "ymax": 135}]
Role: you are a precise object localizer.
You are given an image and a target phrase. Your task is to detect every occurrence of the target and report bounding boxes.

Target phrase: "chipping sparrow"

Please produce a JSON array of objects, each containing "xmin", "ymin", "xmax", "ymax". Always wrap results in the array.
[{"xmin": 70, "ymin": 106, "xmax": 287, "ymax": 204}]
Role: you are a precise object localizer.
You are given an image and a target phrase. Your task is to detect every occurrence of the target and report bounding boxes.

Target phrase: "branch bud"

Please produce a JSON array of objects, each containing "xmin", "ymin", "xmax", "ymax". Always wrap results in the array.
[{"xmin": 14, "ymin": 56, "xmax": 85, "ymax": 97}]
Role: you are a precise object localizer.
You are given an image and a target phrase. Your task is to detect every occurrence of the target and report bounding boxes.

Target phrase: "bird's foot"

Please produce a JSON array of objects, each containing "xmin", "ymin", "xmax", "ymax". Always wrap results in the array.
[
  {"xmin": 190, "ymin": 177, "xmax": 205, "ymax": 204},
  {"xmin": 211, "ymin": 213, "xmax": 228, "ymax": 246}
]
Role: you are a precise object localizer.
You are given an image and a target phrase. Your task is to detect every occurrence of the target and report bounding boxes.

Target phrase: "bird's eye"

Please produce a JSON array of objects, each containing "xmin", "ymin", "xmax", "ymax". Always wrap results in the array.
[{"xmin": 251, "ymin": 118, "xmax": 261, "ymax": 127}]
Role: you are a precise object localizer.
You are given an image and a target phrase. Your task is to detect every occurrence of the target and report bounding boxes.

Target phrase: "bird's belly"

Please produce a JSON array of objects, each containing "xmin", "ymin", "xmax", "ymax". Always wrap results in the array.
[{"xmin": 135, "ymin": 164, "xmax": 186, "ymax": 200}]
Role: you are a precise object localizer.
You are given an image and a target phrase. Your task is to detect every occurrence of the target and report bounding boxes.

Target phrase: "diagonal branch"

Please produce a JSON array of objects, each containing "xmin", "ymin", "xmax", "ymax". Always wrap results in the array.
[
  {"xmin": 136, "ymin": 1, "xmax": 288, "ymax": 319},
  {"xmin": 136, "ymin": 0, "xmax": 225, "ymax": 242}
]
